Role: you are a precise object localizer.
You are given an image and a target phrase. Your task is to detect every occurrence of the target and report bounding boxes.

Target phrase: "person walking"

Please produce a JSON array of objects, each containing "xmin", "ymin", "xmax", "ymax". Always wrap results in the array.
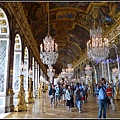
[
  {"xmin": 66, "ymin": 85, "xmax": 74, "ymax": 112},
  {"xmin": 106, "ymin": 83, "xmax": 116, "ymax": 111},
  {"xmin": 49, "ymin": 84, "xmax": 56, "ymax": 108},
  {"xmin": 97, "ymin": 78, "xmax": 108, "ymax": 119},
  {"xmin": 62, "ymin": 84, "xmax": 67, "ymax": 106},
  {"xmin": 74, "ymin": 86, "xmax": 83, "ymax": 113}
]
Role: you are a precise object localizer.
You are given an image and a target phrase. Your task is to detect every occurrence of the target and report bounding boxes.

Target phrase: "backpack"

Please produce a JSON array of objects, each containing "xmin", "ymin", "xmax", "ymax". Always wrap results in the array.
[{"xmin": 75, "ymin": 90, "xmax": 81, "ymax": 100}]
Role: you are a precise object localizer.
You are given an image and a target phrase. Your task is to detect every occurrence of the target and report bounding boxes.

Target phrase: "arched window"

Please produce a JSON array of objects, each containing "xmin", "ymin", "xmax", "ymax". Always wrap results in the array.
[
  {"xmin": 24, "ymin": 46, "xmax": 29, "ymax": 99},
  {"xmin": 37, "ymin": 64, "xmax": 39, "ymax": 88},
  {"xmin": 0, "ymin": 8, "xmax": 10, "ymax": 113},
  {"xmin": 35, "ymin": 61, "xmax": 38, "ymax": 90},
  {"xmin": 32, "ymin": 57, "xmax": 35, "ymax": 97},
  {"xmin": 13, "ymin": 34, "xmax": 22, "ymax": 106}
]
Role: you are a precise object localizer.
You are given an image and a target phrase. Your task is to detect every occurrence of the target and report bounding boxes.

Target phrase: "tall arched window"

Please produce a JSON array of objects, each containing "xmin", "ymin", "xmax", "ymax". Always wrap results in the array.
[
  {"xmin": 109, "ymin": 44, "xmax": 118, "ymax": 84},
  {"xmin": 35, "ymin": 61, "xmax": 38, "ymax": 90},
  {"xmin": 37, "ymin": 64, "xmax": 39, "ymax": 88},
  {"xmin": 0, "ymin": 8, "xmax": 10, "ymax": 113},
  {"xmin": 13, "ymin": 34, "xmax": 22, "ymax": 106},
  {"xmin": 32, "ymin": 57, "xmax": 35, "ymax": 97},
  {"xmin": 24, "ymin": 46, "xmax": 29, "ymax": 99}
]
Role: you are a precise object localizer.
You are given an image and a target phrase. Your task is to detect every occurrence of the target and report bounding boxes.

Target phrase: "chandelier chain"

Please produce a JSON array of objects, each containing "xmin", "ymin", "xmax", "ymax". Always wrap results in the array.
[{"xmin": 48, "ymin": 2, "xmax": 50, "ymax": 36}]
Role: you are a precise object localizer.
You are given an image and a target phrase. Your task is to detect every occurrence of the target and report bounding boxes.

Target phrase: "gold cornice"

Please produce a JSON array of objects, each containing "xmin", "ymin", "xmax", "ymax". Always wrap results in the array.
[
  {"xmin": 50, "ymin": 2, "xmax": 108, "ymax": 14},
  {"xmin": 103, "ymin": 20, "xmax": 120, "ymax": 42},
  {"xmin": 7, "ymin": 2, "xmax": 47, "ymax": 76}
]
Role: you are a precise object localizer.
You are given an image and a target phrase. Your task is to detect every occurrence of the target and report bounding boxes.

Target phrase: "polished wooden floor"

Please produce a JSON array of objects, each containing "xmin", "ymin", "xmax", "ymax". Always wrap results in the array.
[{"xmin": 4, "ymin": 92, "xmax": 120, "ymax": 119}]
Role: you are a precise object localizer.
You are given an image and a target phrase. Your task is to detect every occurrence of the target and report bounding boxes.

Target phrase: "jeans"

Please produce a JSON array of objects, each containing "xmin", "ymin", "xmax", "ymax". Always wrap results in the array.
[
  {"xmin": 50, "ymin": 97, "xmax": 55, "ymax": 105},
  {"xmin": 76, "ymin": 100, "xmax": 82, "ymax": 109},
  {"xmin": 98, "ymin": 99, "xmax": 107, "ymax": 118}
]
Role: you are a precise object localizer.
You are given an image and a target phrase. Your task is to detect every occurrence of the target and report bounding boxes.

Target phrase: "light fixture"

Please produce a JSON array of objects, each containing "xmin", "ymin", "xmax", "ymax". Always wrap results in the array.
[
  {"xmin": 40, "ymin": 2, "xmax": 58, "ymax": 66},
  {"xmin": 85, "ymin": 64, "xmax": 92, "ymax": 77},
  {"xmin": 66, "ymin": 64, "xmax": 74, "ymax": 78},
  {"xmin": 87, "ymin": 5, "xmax": 109, "ymax": 61},
  {"xmin": 47, "ymin": 65, "xmax": 55, "ymax": 83},
  {"xmin": 61, "ymin": 68, "xmax": 67, "ymax": 79},
  {"xmin": 47, "ymin": 65, "xmax": 55, "ymax": 78},
  {"xmin": 65, "ymin": 39, "xmax": 74, "ymax": 79}
]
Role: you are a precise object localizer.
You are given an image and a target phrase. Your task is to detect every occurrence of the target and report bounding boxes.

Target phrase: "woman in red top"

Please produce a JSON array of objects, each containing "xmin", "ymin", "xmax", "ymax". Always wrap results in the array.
[{"xmin": 106, "ymin": 83, "xmax": 116, "ymax": 111}]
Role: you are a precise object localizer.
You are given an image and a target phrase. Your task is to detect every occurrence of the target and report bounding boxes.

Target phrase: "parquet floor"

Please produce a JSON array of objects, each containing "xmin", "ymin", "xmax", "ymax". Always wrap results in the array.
[{"xmin": 4, "ymin": 93, "xmax": 120, "ymax": 119}]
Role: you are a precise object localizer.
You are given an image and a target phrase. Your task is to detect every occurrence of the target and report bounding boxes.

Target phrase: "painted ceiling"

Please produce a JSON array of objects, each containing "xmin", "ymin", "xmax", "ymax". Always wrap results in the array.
[{"xmin": 22, "ymin": 1, "xmax": 120, "ymax": 75}]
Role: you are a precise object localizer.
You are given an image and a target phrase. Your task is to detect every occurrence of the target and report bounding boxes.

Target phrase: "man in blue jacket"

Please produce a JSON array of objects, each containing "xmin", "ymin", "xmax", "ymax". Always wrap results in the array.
[{"xmin": 97, "ymin": 78, "xmax": 108, "ymax": 119}]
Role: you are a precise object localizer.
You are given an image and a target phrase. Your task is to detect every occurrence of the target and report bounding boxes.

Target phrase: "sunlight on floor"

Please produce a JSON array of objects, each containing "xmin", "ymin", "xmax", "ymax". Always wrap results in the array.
[{"xmin": 0, "ymin": 113, "xmax": 11, "ymax": 119}]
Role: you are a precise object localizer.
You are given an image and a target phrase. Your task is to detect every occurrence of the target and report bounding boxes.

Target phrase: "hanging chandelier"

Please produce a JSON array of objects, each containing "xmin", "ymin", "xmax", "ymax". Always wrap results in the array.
[
  {"xmin": 87, "ymin": 6, "xmax": 109, "ymax": 61},
  {"xmin": 61, "ymin": 68, "xmax": 67, "ymax": 79},
  {"xmin": 85, "ymin": 64, "xmax": 92, "ymax": 77},
  {"xmin": 65, "ymin": 39, "xmax": 74, "ymax": 79},
  {"xmin": 40, "ymin": 2, "xmax": 59, "ymax": 66},
  {"xmin": 47, "ymin": 65, "xmax": 55, "ymax": 78},
  {"xmin": 66, "ymin": 64, "xmax": 74, "ymax": 78}
]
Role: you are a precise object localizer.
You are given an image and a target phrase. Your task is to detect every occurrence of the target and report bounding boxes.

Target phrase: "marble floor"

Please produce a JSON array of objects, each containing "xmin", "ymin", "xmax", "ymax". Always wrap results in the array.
[{"xmin": 3, "ymin": 93, "xmax": 120, "ymax": 119}]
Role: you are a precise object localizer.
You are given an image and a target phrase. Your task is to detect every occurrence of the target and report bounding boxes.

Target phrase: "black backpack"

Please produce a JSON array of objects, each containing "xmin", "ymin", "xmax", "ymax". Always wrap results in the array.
[{"xmin": 75, "ymin": 90, "xmax": 81, "ymax": 100}]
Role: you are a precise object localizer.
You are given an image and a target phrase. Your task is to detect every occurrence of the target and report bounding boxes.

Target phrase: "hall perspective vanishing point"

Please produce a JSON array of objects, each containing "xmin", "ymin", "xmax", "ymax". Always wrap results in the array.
[{"xmin": 0, "ymin": 1, "xmax": 120, "ymax": 118}]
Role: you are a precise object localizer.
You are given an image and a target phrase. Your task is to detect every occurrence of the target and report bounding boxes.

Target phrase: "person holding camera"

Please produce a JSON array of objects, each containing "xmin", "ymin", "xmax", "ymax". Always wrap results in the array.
[{"xmin": 97, "ymin": 78, "xmax": 108, "ymax": 119}]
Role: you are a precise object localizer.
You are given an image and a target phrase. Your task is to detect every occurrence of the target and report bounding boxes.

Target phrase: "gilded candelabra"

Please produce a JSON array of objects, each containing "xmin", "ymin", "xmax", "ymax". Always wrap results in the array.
[
  {"xmin": 14, "ymin": 74, "xmax": 27, "ymax": 111},
  {"xmin": 38, "ymin": 82, "xmax": 43, "ymax": 98},
  {"xmin": 112, "ymin": 67, "xmax": 120, "ymax": 100},
  {"xmin": 26, "ymin": 77, "xmax": 34, "ymax": 103},
  {"xmin": 114, "ymin": 77, "xmax": 120, "ymax": 100}
]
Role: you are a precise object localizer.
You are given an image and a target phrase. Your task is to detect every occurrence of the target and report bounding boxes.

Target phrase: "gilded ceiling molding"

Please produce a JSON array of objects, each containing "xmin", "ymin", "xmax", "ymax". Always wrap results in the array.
[
  {"xmin": 50, "ymin": 2, "xmax": 107, "ymax": 14},
  {"xmin": 73, "ymin": 52, "xmax": 89, "ymax": 68},
  {"xmin": 103, "ymin": 20, "xmax": 120, "ymax": 44},
  {"xmin": 6, "ymin": 2, "xmax": 47, "ymax": 75},
  {"xmin": 70, "ymin": 41, "xmax": 82, "ymax": 53}
]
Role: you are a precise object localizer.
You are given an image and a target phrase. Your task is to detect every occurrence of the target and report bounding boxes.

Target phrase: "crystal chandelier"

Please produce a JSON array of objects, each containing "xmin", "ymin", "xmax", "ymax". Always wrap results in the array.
[
  {"xmin": 61, "ymin": 68, "xmax": 67, "ymax": 78},
  {"xmin": 87, "ymin": 6, "xmax": 109, "ymax": 61},
  {"xmin": 47, "ymin": 65, "xmax": 55, "ymax": 78},
  {"xmin": 66, "ymin": 64, "xmax": 74, "ymax": 78},
  {"xmin": 40, "ymin": 2, "xmax": 58, "ymax": 66},
  {"xmin": 85, "ymin": 64, "xmax": 92, "ymax": 77}
]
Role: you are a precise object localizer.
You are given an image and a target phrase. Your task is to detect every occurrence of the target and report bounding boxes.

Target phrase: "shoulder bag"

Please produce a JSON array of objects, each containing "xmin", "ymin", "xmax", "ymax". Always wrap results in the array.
[{"xmin": 101, "ymin": 86, "xmax": 111, "ymax": 105}]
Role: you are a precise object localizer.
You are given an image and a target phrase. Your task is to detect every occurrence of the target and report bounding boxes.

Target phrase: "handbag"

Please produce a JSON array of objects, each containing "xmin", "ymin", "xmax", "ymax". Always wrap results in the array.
[
  {"xmin": 49, "ymin": 95, "xmax": 54, "ymax": 98},
  {"xmin": 101, "ymin": 86, "xmax": 111, "ymax": 104}
]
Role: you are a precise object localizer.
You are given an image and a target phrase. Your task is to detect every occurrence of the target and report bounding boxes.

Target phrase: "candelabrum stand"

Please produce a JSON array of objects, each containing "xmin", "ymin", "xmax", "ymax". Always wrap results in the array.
[
  {"xmin": 38, "ymin": 82, "xmax": 42, "ymax": 98},
  {"xmin": 26, "ymin": 77, "xmax": 34, "ymax": 103},
  {"xmin": 14, "ymin": 74, "xmax": 27, "ymax": 111},
  {"xmin": 114, "ymin": 76, "xmax": 120, "ymax": 100}
]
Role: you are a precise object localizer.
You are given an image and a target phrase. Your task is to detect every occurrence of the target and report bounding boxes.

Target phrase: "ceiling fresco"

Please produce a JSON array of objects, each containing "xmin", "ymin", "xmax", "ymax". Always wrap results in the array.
[{"xmin": 22, "ymin": 1, "xmax": 120, "ymax": 75}]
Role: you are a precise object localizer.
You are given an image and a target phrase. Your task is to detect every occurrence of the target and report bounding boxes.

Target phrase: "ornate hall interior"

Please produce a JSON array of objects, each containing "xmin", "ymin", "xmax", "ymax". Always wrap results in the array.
[{"xmin": 0, "ymin": 1, "xmax": 120, "ymax": 119}]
